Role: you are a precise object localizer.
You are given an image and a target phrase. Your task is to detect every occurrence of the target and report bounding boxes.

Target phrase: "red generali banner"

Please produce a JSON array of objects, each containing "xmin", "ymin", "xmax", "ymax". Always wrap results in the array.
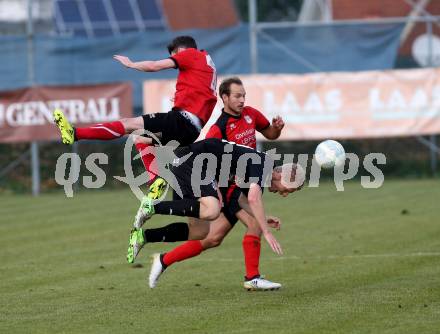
[
  {"xmin": 143, "ymin": 68, "xmax": 440, "ymax": 140},
  {"xmin": 0, "ymin": 82, "xmax": 132, "ymax": 143}
]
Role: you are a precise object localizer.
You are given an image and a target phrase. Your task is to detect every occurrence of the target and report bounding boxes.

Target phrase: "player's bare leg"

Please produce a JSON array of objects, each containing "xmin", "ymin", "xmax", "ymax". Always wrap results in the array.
[
  {"xmin": 148, "ymin": 199, "xmax": 221, "ymax": 288},
  {"xmin": 134, "ymin": 195, "xmax": 220, "ymax": 229},
  {"xmin": 199, "ymin": 214, "xmax": 233, "ymax": 249},
  {"xmin": 187, "ymin": 217, "xmax": 211, "ymax": 240},
  {"xmin": 149, "ymin": 217, "xmax": 212, "ymax": 288},
  {"xmin": 132, "ymin": 135, "xmax": 168, "ymax": 205},
  {"xmin": 129, "ymin": 196, "xmax": 220, "ymax": 265},
  {"xmin": 198, "ymin": 196, "xmax": 221, "ymax": 221},
  {"xmin": 149, "ymin": 214, "xmax": 231, "ymax": 288},
  {"xmin": 128, "ymin": 213, "xmax": 225, "ymax": 265}
]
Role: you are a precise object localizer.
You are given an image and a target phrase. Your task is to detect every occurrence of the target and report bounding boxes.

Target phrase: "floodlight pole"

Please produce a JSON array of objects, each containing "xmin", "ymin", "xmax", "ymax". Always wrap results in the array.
[
  {"xmin": 72, "ymin": 142, "xmax": 80, "ymax": 191},
  {"xmin": 249, "ymin": 0, "xmax": 263, "ymax": 151},
  {"xmin": 27, "ymin": 0, "xmax": 40, "ymax": 196},
  {"xmin": 249, "ymin": 0, "xmax": 258, "ymax": 74},
  {"xmin": 427, "ymin": 20, "xmax": 437, "ymax": 175}
]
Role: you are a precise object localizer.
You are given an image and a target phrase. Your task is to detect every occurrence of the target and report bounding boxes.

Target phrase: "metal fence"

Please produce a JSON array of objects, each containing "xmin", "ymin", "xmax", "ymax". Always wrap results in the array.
[{"xmin": 1, "ymin": 0, "xmax": 440, "ymax": 195}]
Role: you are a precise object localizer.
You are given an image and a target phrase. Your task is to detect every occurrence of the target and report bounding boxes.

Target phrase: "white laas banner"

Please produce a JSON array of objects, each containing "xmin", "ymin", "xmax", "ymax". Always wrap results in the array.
[{"xmin": 143, "ymin": 68, "xmax": 440, "ymax": 140}]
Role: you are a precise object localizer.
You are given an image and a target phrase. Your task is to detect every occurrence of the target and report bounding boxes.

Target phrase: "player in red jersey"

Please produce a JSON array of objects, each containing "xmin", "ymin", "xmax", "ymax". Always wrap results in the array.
[
  {"xmin": 202, "ymin": 77, "xmax": 285, "ymax": 290},
  {"xmin": 132, "ymin": 77, "xmax": 290, "ymax": 290},
  {"xmin": 53, "ymin": 35, "xmax": 217, "ymax": 199},
  {"xmin": 205, "ymin": 79, "xmax": 282, "ymax": 149}
]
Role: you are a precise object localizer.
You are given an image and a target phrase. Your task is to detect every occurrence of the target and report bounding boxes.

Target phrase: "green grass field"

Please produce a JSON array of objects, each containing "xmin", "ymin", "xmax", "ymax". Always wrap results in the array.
[{"xmin": 1, "ymin": 179, "xmax": 439, "ymax": 333}]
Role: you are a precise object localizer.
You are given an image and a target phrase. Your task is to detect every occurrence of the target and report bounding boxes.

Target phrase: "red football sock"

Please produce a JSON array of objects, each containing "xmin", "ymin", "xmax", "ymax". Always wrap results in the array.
[
  {"xmin": 135, "ymin": 142, "xmax": 158, "ymax": 181},
  {"xmin": 163, "ymin": 240, "xmax": 203, "ymax": 267},
  {"xmin": 243, "ymin": 234, "xmax": 261, "ymax": 279},
  {"xmin": 75, "ymin": 121, "xmax": 125, "ymax": 140}
]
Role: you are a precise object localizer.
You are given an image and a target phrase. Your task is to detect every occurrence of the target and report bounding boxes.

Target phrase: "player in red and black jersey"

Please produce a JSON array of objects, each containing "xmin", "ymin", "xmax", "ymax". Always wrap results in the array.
[
  {"xmin": 53, "ymin": 36, "xmax": 217, "ymax": 198},
  {"xmin": 139, "ymin": 77, "xmax": 288, "ymax": 290},
  {"xmin": 134, "ymin": 138, "xmax": 305, "ymax": 289},
  {"xmin": 205, "ymin": 77, "xmax": 285, "ymax": 289},
  {"xmin": 205, "ymin": 89, "xmax": 282, "ymax": 149}
]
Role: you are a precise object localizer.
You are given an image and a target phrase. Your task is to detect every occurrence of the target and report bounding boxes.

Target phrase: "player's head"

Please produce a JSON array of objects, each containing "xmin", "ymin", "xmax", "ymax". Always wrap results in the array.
[
  {"xmin": 167, "ymin": 36, "xmax": 197, "ymax": 55},
  {"xmin": 219, "ymin": 77, "xmax": 245, "ymax": 116},
  {"xmin": 269, "ymin": 163, "xmax": 305, "ymax": 197}
]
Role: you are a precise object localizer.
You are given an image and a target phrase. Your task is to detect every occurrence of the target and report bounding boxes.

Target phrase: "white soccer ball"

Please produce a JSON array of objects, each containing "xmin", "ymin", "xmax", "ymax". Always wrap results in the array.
[{"xmin": 314, "ymin": 140, "xmax": 346, "ymax": 169}]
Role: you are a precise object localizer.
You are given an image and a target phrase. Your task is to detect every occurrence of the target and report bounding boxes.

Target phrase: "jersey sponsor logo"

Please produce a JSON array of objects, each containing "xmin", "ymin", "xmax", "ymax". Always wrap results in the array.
[
  {"xmin": 235, "ymin": 128, "xmax": 254, "ymax": 140},
  {"xmin": 244, "ymin": 115, "xmax": 252, "ymax": 124}
]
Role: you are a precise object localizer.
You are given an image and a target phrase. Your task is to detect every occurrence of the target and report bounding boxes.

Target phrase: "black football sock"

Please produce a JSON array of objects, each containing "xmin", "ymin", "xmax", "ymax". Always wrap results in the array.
[
  {"xmin": 144, "ymin": 222, "xmax": 189, "ymax": 243},
  {"xmin": 154, "ymin": 199, "xmax": 200, "ymax": 218}
]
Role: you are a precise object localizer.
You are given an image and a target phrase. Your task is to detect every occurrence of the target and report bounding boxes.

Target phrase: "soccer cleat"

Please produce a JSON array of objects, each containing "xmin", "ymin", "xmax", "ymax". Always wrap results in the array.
[
  {"xmin": 243, "ymin": 276, "xmax": 282, "ymax": 291},
  {"xmin": 147, "ymin": 177, "xmax": 167, "ymax": 200},
  {"xmin": 127, "ymin": 228, "xmax": 146, "ymax": 264},
  {"xmin": 134, "ymin": 196, "xmax": 155, "ymax": 229},
  {"xmin": 53, "ymin": 109, "xmax": 75, "ymax": 145},
  {"xmin": 149, "ymin": 253, "xmax": 165, "ymax": 288}
]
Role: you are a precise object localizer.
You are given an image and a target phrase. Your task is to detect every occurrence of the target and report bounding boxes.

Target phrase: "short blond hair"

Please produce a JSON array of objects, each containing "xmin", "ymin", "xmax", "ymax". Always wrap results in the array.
[{"xmin": 274, "ymin": 163, "xmax": 305, "ymax": 189}]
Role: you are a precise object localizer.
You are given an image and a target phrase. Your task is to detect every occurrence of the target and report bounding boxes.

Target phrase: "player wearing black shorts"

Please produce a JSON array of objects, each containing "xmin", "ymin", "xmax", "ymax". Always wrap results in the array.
[
  {"xmin": 139, "ymin": 78, "xmax": 287, "ymax": 290},
  {"xmin": 131, "ymin": 77, "xmax": 291, "ymax": 290},
  {"xmin": 129, "ymin": 77, "xmax": 305, "ymax": 288},
  {"xmin": 139, "ymin": 108, "xmax": 202, "ymax": 146},
  {"xmin": 53, "ymin": 35, "xmax": 217, "ymax": 215},
  {"xmin": 135, "ymin": 137, "xmax": 276, "ymax": 223},
  {"xmin": 127, "ymin": 137, "xmax": 303, "ymax": 288}
]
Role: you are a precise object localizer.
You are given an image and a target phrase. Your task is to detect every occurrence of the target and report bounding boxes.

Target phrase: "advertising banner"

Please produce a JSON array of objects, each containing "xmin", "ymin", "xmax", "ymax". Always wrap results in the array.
[
  {"xmin": 0, "ymin": 82, "xmax": 132, "ymax": 143},
  {"xmin": 143, "ymin": 68, "xmax": 440, "ymax": 140}
]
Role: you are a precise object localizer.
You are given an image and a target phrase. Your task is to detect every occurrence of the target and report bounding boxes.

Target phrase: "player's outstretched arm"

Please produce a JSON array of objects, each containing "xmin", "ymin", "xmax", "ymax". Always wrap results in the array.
[
  {"xmin": 261, "ymin": 116, "xmax": 285, "ymax": 140},
  {"xmin": 237, "ymin": 196, "xmax": 282, "ymax": 230},
  {"xmin": 113, "ymin": 55, "xmax": 175, "ymax": 72},
  {"xmin": 247, "ymin": 183, "xmax": 283, "ymax": 255}
]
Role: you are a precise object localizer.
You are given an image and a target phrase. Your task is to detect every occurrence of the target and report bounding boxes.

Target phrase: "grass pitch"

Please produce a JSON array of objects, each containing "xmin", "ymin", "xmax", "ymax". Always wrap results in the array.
[{"xmin": 1, "ymin": 179, "xmax": 439, "ymax": 333}]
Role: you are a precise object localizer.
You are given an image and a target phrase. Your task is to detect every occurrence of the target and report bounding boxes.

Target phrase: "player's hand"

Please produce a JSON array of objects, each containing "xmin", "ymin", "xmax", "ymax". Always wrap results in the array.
[
  {"xmin": 113, "ymin": 55, "xmax": 133, "ymax": 68},
  {"xmin": 267, "ymin": 216, "xmax": 281, "ymax": 230},
  {"xmin": 272, "ymin": 116, "xmax": 285, "ymax": 131},
  {"xmin": 263, "ymin": 231, "xmax": 283, "ymax": 255}
]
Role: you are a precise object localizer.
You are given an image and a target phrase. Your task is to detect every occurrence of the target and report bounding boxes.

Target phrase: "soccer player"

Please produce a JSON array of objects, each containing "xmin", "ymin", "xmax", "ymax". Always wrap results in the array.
[
  {"xmin": 126, "ymin": 137, "xmax": 305, "ymax": 288},
  {"xmin": 130, "ymin": 77, "xmax": 287, "ymax": 290},
  {"xmin": 53, "ymin": 35, "xmax": 217, "ymax": 198}
]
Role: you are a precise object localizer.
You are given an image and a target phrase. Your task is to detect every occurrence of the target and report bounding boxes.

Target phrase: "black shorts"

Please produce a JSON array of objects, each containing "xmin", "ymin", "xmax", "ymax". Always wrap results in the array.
[
  {"xmin": 220, "ymin": 184, "xmax": 242, "ymax": 226},
  {"xmin": 142, "ymin": 108, "xmax": 200, "ymax": 146},
  {"xmin": 170, "ymin": 147, "xmax": 219, "ymax": 200}
]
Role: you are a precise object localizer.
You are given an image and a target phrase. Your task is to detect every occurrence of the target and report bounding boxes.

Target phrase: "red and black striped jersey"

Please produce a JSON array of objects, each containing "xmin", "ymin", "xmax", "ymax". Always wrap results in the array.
[{"xmin": 205, "ymin": 106, "xmax": 270, "ymax": 149}]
